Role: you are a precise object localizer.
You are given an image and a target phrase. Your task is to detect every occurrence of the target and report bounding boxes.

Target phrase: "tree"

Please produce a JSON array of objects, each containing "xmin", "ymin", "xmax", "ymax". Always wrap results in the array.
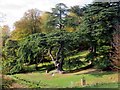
[
  {"xmin": 40, "ymin": 12, "xmax": 54, "ymax": 33},
  {"xmin": 64, "ymin": 5, "xmax": 86, "ymax": 32},
  {"xmin": 18, "ymin": 33, "xmax": 47, "ymax": 70},
  {"xmin": 112, "ymin": 27, "xmax": 120, "ymax": 70},
  {"xmin": 46, "ymin": 30, "xmax": 80, "ymax": 73},
  {"xmin": 2, "ymin": 39, "xmax": 19, "ymax": 74},
  {"xmin": 1, "ymin": 25, "xmax": 10, "ymax": 46},
  {"xmin": 79, "ymin": 2, "xmax": 120, "ymax": 70},
  {"xmin": 3, "ymin": 28, "xmax": 83, "ymax": 74},
  {"xmin": 10, "ymin": 29, "xmax": 30, "ymax": 40},
  {"xmin": 70, "ymin": 5, "xmax": 85, "ymax": 16},
  {"xmin": 11, "ymin": 9, "xmax": 41, "ymax": 40},
  {"xmin": 3, "ymin": 33, "xmax": 48, "ymax": 74},
  {"xmin": 111, "ymin": 2, "xmax": 120, "ymax": 70},
  {"xmin": 47, "ymin": 3, "xmax": 68, "ymax": 30},
  {"xmin": 23, "ymin": 9, "xmax": 41, "ymax": 34}
]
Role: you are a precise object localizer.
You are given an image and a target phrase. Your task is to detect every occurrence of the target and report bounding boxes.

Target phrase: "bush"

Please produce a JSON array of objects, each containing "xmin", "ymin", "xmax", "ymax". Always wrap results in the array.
[{"xmin": 94, "ymin": 56, "xmax": 112, "ymax": 70}]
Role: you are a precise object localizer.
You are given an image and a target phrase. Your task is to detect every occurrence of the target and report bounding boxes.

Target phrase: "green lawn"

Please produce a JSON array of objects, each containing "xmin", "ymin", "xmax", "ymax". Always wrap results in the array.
[{"xmin": 8, "ymin": 71, "xmax": 119, "ymax": 88}]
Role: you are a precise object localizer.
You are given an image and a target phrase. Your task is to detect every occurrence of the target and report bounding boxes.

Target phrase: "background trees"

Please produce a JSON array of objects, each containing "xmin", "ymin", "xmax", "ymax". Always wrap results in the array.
[
  {"xmin": 1, "ymin": 25, "xmax": 10, "ymax": 46},
  {"xmin": 47, "ymin": 3, "xmax": 68, "ymax": 30},
  {"xmin": 40, "ymin": 12, "xmax": 54, "ymax": 33},
  {"xmin": 11, "ymin": 9, "xmax": 41, "ymax": 40},
  {"xmin": 23, "ymin": 9, "xmax": 41, "ymax": 34}
]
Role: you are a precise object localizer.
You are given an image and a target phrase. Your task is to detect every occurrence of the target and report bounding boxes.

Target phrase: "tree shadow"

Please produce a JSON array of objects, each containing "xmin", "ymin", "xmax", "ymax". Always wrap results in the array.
[
  {"xmin": 74, "ymin": 69, "xmax": 118, "ymax": 78},
  {"xmin": 19, "ymin": 64, "xmax": 47, "ymax": 74},
  {"xmin": 88, "ymin": 71, "xmax": 118, "ymax": 77},
  {"xmin": 64, "ymin": 64, "xmax": 94, "ymax": 74},
  {"xmin": 63, "ymin": 64, "xmax": 118, "ymax": 78}
]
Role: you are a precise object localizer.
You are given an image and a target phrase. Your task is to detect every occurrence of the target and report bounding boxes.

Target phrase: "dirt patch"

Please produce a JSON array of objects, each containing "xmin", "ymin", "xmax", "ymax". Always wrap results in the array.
[
  {"xmin": 10, "ymin": 83, "xmax": 27, "ymax": 88},
  {"xmin": 1, "ymin": 74, "xmax": 28, "ymax": 88},
  {"xmin": 73, "ymin": 69, "xmax": 99, "ymax": 75}
]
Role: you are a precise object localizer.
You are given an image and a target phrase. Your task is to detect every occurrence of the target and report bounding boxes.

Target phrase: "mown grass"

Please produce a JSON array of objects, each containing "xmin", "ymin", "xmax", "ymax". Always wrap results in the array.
[{"xmin": 8, "ymin": 71, "xmax": 119, "ymax": 88}]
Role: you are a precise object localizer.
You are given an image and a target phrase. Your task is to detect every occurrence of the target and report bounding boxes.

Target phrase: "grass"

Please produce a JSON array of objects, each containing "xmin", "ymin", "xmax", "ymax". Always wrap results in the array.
[
  {"xmin": 8, "ymin": 71, "xmax": 119, "ymax": 88},
  {"xmin": 84, "ymin": 82, "xmax": 119, "ymax": 88},
  {"xmin": 65, "ymin": 50, "xmax": 89, "ymax": 60}
]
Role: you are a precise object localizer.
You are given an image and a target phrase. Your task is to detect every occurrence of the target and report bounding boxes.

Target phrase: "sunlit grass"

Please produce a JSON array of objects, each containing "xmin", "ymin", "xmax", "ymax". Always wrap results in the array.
[
  {"xmin": 66, "ymin": 50, "xmax": 89, "ymax": 60},
  {"xmin": 9, "ymin": 71, "xmax": 119, "ymax": 88}
]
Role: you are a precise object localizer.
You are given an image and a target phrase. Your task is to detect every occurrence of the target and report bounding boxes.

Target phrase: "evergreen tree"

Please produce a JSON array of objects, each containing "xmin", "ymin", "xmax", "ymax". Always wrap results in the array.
[
  {"xmin": 47, "ymin": 3, "xmax": 68, "ymax": 30},
  {"xmin": 79, "ymin": 2, "xmax": 120, "ymax": 70}
]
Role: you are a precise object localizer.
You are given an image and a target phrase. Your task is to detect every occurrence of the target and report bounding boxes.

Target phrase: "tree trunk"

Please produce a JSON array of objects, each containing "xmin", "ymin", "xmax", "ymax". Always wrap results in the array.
[
  {"xmin": 48, "ymin": 44, "xmax": 64, "ymax": 73},
  {"xmin": 111, "ymin": 25, "xmax": 120, "ymax": 70},
  {"xmin": 35, "ymin": 63, "xmax": 38, "ymax": 70},
  {"xmin": 35, "ymin": 57, "xmax": 39, "ymax": 70},
  {"xmin": 56, "ymin": 44, "xmax": 64, "ymax": 73},
  {"xmin": 90, "ymin": 44, "xmax": 96, "ymax": 54},
  {"xmin": 59, "ymin": 6, "xmax": 62, "ymax": 30},
  {"xmin": 48, "ymin": 47, "xmax": 58, "ymax": 68}
]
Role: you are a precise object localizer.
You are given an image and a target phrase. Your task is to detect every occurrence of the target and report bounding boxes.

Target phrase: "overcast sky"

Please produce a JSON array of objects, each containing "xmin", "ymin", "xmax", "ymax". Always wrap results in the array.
[{"xmin": 0, "ymin": 0, "xmax": 93, "ymax": 30}]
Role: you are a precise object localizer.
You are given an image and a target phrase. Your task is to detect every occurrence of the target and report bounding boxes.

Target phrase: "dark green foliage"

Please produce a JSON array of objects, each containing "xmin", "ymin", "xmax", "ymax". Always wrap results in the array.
[
  {"xmin": 46, "ymin": 30, "xmax": 81, "ymax": 72},
  {"xmin": 64, "ymin": 58, "xmax": 84, "ymax": 71},
  {"xmin": 18, "ymin": 33, "xmax": 47, "ymax": 64},
  {"xmin": 47, "ymin": 3, "xmax": 68, "ymax": 30},
  {"xmin": 79, "ymin": 2, "xmax": 120, "ymax": 69},
  {"xmin": 70, "ymin": 5, "xmax": 85, "ymax": 16},
  {"xmin": 17, "ymin": 33, "xmax": 48, "ymax": 72},
  {"xmin": 2, "ymin": 39, "xmax": 20, "ymax": 74},
  {"xmin": 2, "ymin": 30, "xmax": 81, "ymax": 74}
]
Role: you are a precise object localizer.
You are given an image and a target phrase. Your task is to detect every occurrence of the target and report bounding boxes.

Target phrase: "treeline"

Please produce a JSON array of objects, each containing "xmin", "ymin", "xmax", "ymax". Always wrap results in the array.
[{"xmin": 2, "ymin": 2, "xmax": 120, "ymax": 74}]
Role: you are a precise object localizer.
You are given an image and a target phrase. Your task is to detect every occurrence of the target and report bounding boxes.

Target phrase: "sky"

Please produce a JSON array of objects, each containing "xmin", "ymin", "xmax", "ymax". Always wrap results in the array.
[{"xmin": 0, "ymin": 0, "xmax": 93, "ymax": 30}]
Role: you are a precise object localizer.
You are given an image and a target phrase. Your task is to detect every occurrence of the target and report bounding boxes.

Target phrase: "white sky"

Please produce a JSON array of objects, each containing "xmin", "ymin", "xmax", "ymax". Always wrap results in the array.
[{"xmin": 0, "ymin": 0, "xmax": 93, "ymax": 30}]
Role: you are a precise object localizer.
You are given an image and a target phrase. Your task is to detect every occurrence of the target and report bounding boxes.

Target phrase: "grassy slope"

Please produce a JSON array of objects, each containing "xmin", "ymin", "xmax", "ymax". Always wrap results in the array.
[{"xmin": 8, "ymin": 71, "xmax": 119, "ymax": 88}]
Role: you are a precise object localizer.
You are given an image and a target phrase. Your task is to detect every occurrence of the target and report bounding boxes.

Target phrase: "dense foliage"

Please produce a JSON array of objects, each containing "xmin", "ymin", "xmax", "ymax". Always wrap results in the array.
[
  {"xmin": 2, "ymin": 2, "xmax": 120, "ymax": 74},
  {"xmin": 79, "ymin": 2, "xmax": 120, "ymax": 70}
]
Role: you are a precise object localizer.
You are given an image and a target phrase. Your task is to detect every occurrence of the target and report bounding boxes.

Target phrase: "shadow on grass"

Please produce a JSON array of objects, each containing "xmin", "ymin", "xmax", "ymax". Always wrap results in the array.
[
  {"xmin": 63, "ymin": 64, "xmax": 118, "ymax": 78},
  {"xmin": 64, "ymin": 64, "xmax": 94, "ymax": 74},
  {"xmin": 19, "ymin": 64, "xmax": 55, "ymax": 74},
  {"xmin": 74, "ymin": 69, "xmax": 117, "ymax": 77},
  {"xmin": 88, "ymin": 71, "xmax": 118, "ymax": 77}
]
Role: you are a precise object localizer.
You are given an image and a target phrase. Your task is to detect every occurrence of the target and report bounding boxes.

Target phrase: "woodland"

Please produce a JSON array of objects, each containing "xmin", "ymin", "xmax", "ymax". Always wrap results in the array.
[{"xmin": 1, "ymin": 2, "xmax": 120, "ymax": 88}]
